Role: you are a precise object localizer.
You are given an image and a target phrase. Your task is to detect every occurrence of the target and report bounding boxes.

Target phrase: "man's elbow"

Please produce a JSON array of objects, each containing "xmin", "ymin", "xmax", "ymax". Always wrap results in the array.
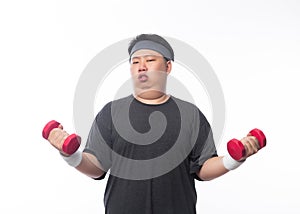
[{"xmin": 197, "ymin": 170, "xmax": 215, "ymax": 181}]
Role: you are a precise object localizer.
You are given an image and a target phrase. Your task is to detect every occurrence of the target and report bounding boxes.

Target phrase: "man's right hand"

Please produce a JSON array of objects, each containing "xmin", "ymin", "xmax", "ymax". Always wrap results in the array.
[{"xmin": 47, "ymin": 125, "xmax": 70, "ymax": 156}]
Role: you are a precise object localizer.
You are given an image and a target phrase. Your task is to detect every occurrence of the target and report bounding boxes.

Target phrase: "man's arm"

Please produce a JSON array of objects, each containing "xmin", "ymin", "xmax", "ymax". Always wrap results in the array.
[
  {"xmin": 75, "ymin": 152, "xmax": 105, "ymax": 179},
  {"xmin": 198, "ymin": 135, "xmax": 260, "ymax": 181},
  {"xmin": 198, "ymin": 156, "xmax": 229, "ymax": 181},
  {"xmin": 47, "ymin": 126, "xmax": 105, "ymax": 179}
]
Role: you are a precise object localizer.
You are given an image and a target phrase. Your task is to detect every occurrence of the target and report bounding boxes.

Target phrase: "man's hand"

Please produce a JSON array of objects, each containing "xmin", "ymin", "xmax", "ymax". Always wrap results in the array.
[
  {"xmin": 42, "ymin": 120, "xmax": 81, "ymax": 155},
  {"xmin": 239, "ymin": 134, "xmax": 261, "ymax": 161},
  {"xmin": 47, "ymin": 124, "xmax": 70, "ymax": 156}
]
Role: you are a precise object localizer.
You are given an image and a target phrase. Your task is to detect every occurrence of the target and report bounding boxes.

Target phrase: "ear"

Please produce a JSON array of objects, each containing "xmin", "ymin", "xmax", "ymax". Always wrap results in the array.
[{"xmin": 166, "ymin": 61, "xmax": 172, "ymax": 75}]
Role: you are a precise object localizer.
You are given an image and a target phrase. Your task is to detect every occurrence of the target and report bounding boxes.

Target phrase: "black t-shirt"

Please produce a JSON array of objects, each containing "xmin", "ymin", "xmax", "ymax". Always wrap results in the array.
[{"xmin": 84, "ymin": 95, "xmax": 217, "ymax": 214}]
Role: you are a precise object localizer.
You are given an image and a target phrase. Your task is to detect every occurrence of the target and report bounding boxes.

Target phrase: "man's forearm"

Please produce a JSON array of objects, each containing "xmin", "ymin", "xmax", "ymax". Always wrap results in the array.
[
  {"xmin": 197, "ymin": 156, "xmax": 229, "ymax": 181},
  {"xmin": 75, "ymin": 152, "xmax": 105, "ymax": 179}
]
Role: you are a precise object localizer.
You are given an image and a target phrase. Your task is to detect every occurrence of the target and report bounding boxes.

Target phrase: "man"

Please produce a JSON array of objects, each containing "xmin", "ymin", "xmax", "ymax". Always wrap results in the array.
[{"xmin": 48, "ymin": 34, "xmax": 260, "ymax": 214}]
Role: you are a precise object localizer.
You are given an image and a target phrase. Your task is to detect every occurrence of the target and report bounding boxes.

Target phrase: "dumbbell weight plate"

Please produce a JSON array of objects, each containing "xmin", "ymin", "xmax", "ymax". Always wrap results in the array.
[
  {"xmin": 249, "ymin": 128, "xmax": 266, "ymax": 149},
  {"xmin": 62, "ymin": 134, "xmax": 81, "ymax": 155},
  {"xmin": 42, "ymin": 120, "xmax": 60, "ymax": 139},
  {"xmin": 227, "ymin": 138, "xmax": 245, "ymax": 161}
]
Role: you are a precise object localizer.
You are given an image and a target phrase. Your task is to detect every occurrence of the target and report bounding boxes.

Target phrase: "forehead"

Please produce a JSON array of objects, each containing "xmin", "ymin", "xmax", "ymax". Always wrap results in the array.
[{"xmin": 131, "ymin": 49, "xmax": 163, "ymax": 58}]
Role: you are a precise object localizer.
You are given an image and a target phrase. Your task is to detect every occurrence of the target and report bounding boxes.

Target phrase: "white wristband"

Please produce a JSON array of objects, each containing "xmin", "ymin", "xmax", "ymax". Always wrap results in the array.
[
  {"xmin": 222, "ymin": 154, "xmax": 244, "ymax": 170},
  {"xmin": 60, "ymin": 150, "xmax": 82, "ymax": 167}
]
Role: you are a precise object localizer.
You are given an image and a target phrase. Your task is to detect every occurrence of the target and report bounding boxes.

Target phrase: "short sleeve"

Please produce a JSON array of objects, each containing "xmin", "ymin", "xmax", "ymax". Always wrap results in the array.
[
  {"xmin": 83, "ymin": 102, "xmax": 113, "ymax": 178},
  {"xmin": 189, "ymin": 110, "xmax": 218, "ymax": 181}
]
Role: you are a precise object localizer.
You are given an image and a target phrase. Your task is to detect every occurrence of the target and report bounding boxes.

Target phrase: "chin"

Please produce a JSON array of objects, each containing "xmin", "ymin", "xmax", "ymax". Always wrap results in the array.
[{"xmin": 135, "ymin": 90, "xmax": 165, "ymax": 99}]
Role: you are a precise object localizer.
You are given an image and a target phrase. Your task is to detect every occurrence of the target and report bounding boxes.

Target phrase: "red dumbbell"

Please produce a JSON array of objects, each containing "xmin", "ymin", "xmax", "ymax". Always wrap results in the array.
[
  {"xmin": 42, "ymin": 120, "xmax": 81, "ymax": 155},
  {"xmin": 227, "ymin": 128, "xmax": 266, "ymax": 161}
]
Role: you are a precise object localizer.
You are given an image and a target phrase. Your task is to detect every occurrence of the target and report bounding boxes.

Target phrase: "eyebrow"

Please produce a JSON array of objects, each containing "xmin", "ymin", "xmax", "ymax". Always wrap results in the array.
[{"xmin": 131, "ymin": 54, "xmax": 162, "ymax": 59}]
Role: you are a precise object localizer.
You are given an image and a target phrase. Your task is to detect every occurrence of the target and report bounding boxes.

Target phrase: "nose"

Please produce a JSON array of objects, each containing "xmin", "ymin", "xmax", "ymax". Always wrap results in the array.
[{"xmin": 138, "ymin": 59, "xmax": 147, "ymax": 72}]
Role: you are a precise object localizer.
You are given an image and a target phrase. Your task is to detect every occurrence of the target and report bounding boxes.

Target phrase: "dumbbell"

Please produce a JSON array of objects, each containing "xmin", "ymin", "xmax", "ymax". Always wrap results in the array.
[
  {"xmin": 42, "ymin": 120, "xmax": 81, "ymax": 155},
  {"xmin": 227, "ymin": 128, "xmax": 266, "ymax": 161}
]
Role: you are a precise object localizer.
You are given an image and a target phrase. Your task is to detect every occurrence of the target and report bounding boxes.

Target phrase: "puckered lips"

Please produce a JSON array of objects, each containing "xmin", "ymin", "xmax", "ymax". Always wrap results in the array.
[{"xmin": 138, "ymin": 72, "xmax": 149, "ymax": 83}]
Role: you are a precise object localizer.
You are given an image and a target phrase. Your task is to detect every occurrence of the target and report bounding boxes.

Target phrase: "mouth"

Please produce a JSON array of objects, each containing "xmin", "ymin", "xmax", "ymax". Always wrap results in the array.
[{"xmin": 138, "ymin": 73, "xmax": 148, "ymax": 82}]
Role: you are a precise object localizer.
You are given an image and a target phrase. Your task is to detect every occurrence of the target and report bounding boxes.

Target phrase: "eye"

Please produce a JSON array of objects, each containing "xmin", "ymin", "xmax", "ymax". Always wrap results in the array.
[
  {"xmin": 146, "ymin": 58, "xmax": 155, "ymax": 62},
  {"xmin": 131, "ymin": 59, "xmax": 139, "ymax": 64}
]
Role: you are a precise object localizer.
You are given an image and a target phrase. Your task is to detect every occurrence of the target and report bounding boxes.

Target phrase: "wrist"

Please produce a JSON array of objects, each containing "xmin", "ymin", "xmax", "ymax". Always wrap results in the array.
[
  {"xmin": 60, "ymin": 150, "xmax": 82, "ymax": 167},
  {"xmin": 222, "ymin": 154, "xmax": 245, "ymax": 170}
]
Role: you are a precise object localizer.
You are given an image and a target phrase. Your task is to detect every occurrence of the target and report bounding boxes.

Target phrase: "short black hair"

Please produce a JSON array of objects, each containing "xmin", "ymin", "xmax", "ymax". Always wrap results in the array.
[{"xmin": 128, "ymin": 34, "xmax": 174, "ymax": 61}]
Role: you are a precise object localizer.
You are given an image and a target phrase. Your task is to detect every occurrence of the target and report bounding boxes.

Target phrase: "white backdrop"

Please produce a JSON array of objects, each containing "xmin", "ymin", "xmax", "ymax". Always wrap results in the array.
[{"xmin": 1, "ymin": 0, "xmax": 299, "ymax": 213}]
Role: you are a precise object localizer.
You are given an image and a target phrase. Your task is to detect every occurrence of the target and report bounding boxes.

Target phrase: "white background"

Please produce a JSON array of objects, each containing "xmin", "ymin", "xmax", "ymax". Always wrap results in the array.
[{"xmin": 1, "ymin": 0, "xmax": 299, "ymax": 213}]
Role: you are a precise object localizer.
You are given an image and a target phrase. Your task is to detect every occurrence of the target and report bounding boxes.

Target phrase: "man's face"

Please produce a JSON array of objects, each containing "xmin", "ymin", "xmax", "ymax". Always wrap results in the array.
[{"xmin": 130, "ymin": 49, "xmax": 172, "ymax": 97}]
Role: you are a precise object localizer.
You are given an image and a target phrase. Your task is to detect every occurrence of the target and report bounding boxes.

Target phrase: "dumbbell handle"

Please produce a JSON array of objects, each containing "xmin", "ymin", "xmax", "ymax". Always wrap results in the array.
[
  {"xmin": 227, "ymin": 128, "xmax": 266, "ymax": 161},
  {"xmin": 42, "ymin": 120, "xmax": 81, "ymax": 155}
]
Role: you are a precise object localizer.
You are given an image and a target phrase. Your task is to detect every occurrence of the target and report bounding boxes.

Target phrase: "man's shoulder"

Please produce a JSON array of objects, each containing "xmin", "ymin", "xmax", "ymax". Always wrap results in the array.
[
  {"xmin": 170, "ymin": 96, "xmax": 209, "ymax": 122},
  {"xmin": 97, "ymin": 95, "xmax": 133, "ymax": 115},
  {"xmin": 99, "ymin": 95, "xmax": 132, "ymax": 109},
  {"xmin": 170, "ymin": 96, "xmax": 200, "ymax": 111}
]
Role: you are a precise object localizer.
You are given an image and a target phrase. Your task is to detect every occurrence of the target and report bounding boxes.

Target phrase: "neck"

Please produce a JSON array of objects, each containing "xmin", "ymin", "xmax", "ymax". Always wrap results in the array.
[{"xmin": 134, "ymin": 91, "xmax": 170, "ymax": 105}]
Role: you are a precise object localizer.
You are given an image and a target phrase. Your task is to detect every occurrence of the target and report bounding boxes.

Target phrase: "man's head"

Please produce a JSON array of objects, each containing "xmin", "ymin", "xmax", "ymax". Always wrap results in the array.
[
  {"xmin": 128, "ymin": 34, "xmax": 174, "ymax": 101},
  {"xmin": 128, "ymin": 34, "xmax": 174, "ymax": 62}
]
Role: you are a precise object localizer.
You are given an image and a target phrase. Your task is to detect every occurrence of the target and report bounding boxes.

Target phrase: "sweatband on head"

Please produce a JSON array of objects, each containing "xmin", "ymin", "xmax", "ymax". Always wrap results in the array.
[{"xmin": 130, "ymin": 40, "xmax": 174, "ymax": 61}]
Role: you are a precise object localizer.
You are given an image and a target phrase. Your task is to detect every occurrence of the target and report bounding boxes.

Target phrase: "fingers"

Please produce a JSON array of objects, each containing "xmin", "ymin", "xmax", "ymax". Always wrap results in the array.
[
  {"xmin": 241, "ymin": 136, "xmax": 260, "ymax": 158},
  {"xmin": 48, "ymin": 128, "xmax": 69, "ymax": 152}
]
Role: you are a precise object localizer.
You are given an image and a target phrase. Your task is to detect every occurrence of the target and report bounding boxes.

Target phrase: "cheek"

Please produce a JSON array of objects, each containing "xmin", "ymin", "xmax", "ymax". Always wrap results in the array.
[
  {"xmin": 149, "ymin": 63, "xmax": 166, "ymax": 72},
  {"xmin": 158, "ymin": 64, "xmax": 168, "ymax": 72},
  {"xmin": 130, "ymin": 66, "xmax": 136, "ymax": 75}
]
